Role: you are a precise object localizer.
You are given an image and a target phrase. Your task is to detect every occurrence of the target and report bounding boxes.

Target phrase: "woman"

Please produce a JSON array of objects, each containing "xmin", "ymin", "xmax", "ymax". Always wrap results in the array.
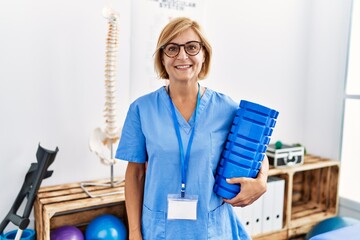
[{"xmin": 116, "ymin": 17, "xmax": 269, "ymax": 240}]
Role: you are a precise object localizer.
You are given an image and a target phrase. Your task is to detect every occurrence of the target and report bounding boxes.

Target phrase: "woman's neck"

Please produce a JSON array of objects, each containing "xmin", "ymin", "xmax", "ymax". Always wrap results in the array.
[
  {"xmin": 167, "ymin": 81, "xmax": 200, "ymax": 122},
  {"xmin": 168, "ymin": 81, "xmax": 199, "ymax": 103}
]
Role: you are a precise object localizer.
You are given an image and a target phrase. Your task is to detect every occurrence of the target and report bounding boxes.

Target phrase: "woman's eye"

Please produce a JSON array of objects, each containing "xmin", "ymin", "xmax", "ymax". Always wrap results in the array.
[{"xmin": 168, "ymin": 46, "xmax": 178, "ymax": 52}]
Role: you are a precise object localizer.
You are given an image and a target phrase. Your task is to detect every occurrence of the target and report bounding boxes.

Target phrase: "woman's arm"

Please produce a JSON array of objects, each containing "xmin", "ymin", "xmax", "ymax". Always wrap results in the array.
[
  {"xmin": 125, "ymin": 162, "xmax": 146, "ymax": 240},
  {"xmin": 223, "ymin": 155, "xmax": 269, "ymax": 207}
]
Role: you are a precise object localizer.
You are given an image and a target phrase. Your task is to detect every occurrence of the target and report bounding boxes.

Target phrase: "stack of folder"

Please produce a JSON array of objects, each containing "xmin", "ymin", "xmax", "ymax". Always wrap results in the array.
[{"xmin": 233, "ymin": 176, "xmax": 285, "ymax": 235}]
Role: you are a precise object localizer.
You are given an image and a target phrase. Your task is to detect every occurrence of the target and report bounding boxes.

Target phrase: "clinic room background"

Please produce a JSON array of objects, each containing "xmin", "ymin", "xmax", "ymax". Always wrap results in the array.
[{"xmin": 0, "ymin": 0, "xmax": 356, "ymax": 232}]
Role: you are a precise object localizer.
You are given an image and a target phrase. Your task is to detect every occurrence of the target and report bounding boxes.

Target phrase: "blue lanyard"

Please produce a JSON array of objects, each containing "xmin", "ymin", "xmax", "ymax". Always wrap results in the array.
[{"xmin": 168, "ymin": 84, "xmax": 201, "ymax": 198}]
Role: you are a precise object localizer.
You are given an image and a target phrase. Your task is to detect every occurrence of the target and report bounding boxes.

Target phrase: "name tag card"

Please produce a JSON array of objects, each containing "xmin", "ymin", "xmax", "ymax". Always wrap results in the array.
[{"xmin": 167, "ymin": 194, "xmax": 198, "ymax": 220}]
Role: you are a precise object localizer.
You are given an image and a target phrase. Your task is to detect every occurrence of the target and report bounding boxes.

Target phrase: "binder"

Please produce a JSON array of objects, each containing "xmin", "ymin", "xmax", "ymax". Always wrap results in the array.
[
  {"xmin": 272, "ymin": 177, "xmax": 285, "ymax": 231},
  {"xmin": 251, "ymin": 195, "xmax": 264, "ymax": 235},
  {"xmin": 233, "ymin": 176, "xmax": 285, "ymax": 235},
  {"xmin": 261, "ymin": 177, "xmax": 276, "ymax": 233},
  {"xmin": 234, "ymin": 205, "xmax": 253, "ymax": 235}
]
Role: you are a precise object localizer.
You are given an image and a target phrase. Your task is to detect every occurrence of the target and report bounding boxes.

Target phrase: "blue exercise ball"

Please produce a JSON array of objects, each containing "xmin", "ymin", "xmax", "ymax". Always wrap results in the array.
[
  {"xmin": 85, "ymin": 214, "xmax": 127, "ymax": 240},
  {"xmin": 50, "ymin": 225, "xmax": 84, "ymax": 240},
  {"xmin": 305, "ymin": 216, "xmax": 360, "ymax": 240}
]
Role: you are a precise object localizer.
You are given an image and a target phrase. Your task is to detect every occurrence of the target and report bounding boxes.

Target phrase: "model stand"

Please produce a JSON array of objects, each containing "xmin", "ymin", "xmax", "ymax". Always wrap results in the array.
[{"xmin": 81, "ymin": 7, "xmax": 123, "ymax": 198}]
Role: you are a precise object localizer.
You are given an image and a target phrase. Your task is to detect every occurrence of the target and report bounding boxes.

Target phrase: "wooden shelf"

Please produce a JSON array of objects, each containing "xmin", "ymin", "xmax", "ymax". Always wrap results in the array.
[
  {"xmin": 34, "ymin": 178, "xmax": 126, "ymax": 240},
  {"xmin": 253, "ymin": 155, "xmax": 340, "ymax": 240},
  {"xmin": 34, "ymin": 156, "xmax": 339, "ymax": 240}
]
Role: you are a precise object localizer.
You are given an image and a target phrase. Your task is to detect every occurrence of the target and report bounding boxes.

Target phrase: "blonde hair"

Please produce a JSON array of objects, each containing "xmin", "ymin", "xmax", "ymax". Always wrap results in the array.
[{"xmin": 154, "ymin": 17, "xmax": 212, "ymax": 80}]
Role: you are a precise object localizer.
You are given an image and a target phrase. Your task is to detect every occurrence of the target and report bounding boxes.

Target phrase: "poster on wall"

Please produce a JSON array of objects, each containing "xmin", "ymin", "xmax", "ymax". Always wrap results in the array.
[{"xmin": 130, "ymin": 0, "xmax": 207, "ymax": 100}]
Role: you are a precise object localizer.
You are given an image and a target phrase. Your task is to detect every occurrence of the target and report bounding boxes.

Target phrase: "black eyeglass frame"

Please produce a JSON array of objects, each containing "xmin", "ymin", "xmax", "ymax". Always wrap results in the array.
[{"xmin": 161, "ymin": 41, "xmax": 204, "ymax": 58}]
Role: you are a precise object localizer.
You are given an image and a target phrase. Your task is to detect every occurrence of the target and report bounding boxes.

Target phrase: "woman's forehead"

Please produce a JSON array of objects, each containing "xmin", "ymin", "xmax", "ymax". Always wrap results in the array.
[{"xmin": 170, "ymin": 28, "xmax": 201, "ymax": 43}]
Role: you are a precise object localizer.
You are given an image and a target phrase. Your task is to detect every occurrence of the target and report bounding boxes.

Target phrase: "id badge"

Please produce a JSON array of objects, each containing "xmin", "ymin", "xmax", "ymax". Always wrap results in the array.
[{"xmin": 167, "ymin": 194, "xmax": 198, "ymax": 220}]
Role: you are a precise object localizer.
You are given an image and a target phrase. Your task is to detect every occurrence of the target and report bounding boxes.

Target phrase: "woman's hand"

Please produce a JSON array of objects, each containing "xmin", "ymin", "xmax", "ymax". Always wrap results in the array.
[{"xmin": 223, "ymin": 155, "xmax": 269, "ymax": 207}]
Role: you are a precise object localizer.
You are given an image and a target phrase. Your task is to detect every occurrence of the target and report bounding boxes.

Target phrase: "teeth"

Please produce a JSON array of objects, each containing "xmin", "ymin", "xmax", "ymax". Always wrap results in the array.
[{"xmin": 176, "ymin": 65, "xmax": 190, "ymax": 69}]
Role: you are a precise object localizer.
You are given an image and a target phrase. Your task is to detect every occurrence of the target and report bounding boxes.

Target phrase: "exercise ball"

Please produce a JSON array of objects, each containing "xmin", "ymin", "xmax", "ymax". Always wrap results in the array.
[
  {"xmin": 50, "ymin": 225, "xmax": 84, "ymax": 240},
  {"xmin": 85, "ymin": 214, "xmax": 127, "ymax": 240},
  {"xmin": 1, "ymin": 229, "xmax": 35, "ymax": 240},
  {"xmin": 305, "ymin": 216, "xmax": 360, "ymax": 240}
]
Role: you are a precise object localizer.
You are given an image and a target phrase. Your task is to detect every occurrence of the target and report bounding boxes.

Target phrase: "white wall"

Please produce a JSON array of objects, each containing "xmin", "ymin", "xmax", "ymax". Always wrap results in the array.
[
  {"xmin": 0, "ymin": 0, "xmax": 353, "ymax": 232},
  {"xmin": 205, "ymin": 0, "xmax": 311, "ymax": 145},
  {"xmin": 0, "ymin": 0, "xmax": 131, "ymax": 231},
  {"xmin": 205, "ymin": 0, "xmax": 352, "ymax": 160},
  {"xmin": 304, "ymin": 0, "xmax": 352, "ymax": 159}
]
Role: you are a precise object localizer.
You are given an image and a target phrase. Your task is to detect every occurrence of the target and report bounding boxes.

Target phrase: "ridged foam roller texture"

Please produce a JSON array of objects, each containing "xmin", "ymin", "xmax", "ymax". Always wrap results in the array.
[{"xmin": 214, "ymin": 100, "xmax": 279, "ymax": 199}]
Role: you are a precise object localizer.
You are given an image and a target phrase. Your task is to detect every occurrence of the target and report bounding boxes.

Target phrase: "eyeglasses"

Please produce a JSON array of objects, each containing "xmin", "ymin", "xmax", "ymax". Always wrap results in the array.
[{"xmin": 161, "ymin": 41, "xmax": 203, "ymax": 58}]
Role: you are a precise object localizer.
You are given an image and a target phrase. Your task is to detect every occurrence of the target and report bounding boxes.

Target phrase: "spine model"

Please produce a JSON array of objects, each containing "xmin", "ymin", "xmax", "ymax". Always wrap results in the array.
[
  {"xmin": 88, "ymin": 8, "xmax": 121, "ymax": 167},
  {"xmin": 104, "ymin": 11, "xmax": 119, "ymax": 142},
  {"xmin": 82, "ymin": 7, "xmax": 123, "ymax": 196}
]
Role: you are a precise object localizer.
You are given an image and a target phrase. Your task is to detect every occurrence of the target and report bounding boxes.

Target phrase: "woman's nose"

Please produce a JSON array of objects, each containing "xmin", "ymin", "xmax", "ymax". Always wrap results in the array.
[{"xmin": 176, "ymin": 46, "xmax": 188, "ymax": 59}]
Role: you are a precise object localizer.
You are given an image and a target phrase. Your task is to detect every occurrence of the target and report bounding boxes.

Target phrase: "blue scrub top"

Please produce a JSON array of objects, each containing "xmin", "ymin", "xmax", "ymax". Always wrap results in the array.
[{"xmin": 116, "ymin": 86, "xmax": 251, "ymax": 240}]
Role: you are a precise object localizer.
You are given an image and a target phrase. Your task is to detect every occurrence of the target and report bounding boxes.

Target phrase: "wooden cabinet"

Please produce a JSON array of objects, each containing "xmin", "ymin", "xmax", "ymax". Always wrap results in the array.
[
  {"xmin": 34, "ymin": 156, "xmax": 339, "ymax": 240},
  {"xmin": 253, "ymin": 155, "xmax": 340, "ymax": 240},
  {"xmin": 34, "ymin": 178, "xmax": 126, "ymax": 240}
]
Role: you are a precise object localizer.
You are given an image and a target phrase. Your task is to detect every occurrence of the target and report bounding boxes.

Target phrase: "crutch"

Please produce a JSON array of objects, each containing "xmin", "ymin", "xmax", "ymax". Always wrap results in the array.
[{"xmin": 0, "ymin": 144, "xmax": 58, "ymax": 240}]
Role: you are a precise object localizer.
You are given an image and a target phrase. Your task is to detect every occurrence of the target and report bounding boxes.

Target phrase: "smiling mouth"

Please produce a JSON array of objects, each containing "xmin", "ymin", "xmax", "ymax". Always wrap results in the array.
[{"xmin": 175, "ymin": 65, "xmax": 192, "ymax": 69}]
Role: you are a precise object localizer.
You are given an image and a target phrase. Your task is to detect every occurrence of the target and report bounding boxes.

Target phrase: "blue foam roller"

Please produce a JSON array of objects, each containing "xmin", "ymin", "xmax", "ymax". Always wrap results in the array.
[
  {"xmin": 221, "ymin": 151, "xmax": 261, "ymax": 169},
  {"xmin": 231, "ymin": 120, "xmax": 273, "ymax": 141},
  {"xmin": 230, "ymin": 125, "xmax": 272, "ymax": 144},
  {"xmin": 225, "ymin": 135, "xmax": 267, "ymax": 152},
  {"xmin": 239, "ymin": 100, "xmax": 279, "ymax": 119},
  {"xmin": 218, "ymin": 156, "xmax": 262, "ymax": 172},
  {"xmin": 219, "ymin": 157, "xmax": 226, "ymax": 166},
  {"xmin": 225, "ymin": 142, "xmax": 265, "ymax": 160},
  {"xmin": 213, "ymin": 184, "xmax": 237, "ymax": 199},
  {"xmin": 221, "ymin": 160, "xmax": 252, "ymax": 178},
  {"xmin": 248, "ymin": 169, "xmax": 259, "ymax": 178},
  {"xmin": 217, "ymin": 166, "xmax": 225, "ymax": 175},
  {"xmin": 220, "ymin": 160, "xmax": 260, "ymax": 178},
  {"xmin": 223, "ymin": 151, "xmax": 262, "ymax": 169},
  {"xmin": 215, "ymin": 175, "xmax": 240, "ymax": 193},
  {"xmin": 228, "ymin": 133, "xmax": 271, "ymax": 146},
  {"xmin": 235, "ymin": 109, "xmax": 277, "ymax": 127},
  {"xmin": 214, "ymin": 100, "xmax": 279, "ymax": 199}
]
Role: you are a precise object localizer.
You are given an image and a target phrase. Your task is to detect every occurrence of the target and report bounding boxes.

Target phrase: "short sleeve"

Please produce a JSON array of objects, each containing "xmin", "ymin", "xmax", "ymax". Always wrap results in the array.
[{"xmin": 115, "ymin": 102, "xmax": 147, "ymax": 163}]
